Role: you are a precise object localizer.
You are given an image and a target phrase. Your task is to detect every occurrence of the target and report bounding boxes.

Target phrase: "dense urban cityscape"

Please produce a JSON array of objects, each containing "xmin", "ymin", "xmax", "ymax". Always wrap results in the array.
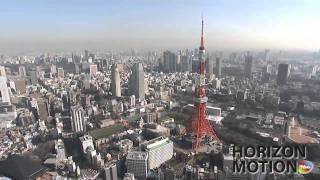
[{"xmin": 1, "ymin": 1, "xmax": 320, "ymax": 180}]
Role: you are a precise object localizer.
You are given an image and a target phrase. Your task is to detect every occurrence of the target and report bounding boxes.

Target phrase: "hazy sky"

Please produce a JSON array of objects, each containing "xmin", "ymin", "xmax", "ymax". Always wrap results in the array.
[{"xmin": 1, "ymin": 0, "xmax": 320, "ymax": 54}]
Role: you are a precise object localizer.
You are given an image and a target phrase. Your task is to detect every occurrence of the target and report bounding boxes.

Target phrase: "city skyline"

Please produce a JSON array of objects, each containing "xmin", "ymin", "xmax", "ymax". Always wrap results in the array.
[
  {"xmin": 0, "ymin": 2, "xmax": 320, "ymax": 178},
  {"xmin": 1, "ymin": 0, "xmax": 320, "ymax": 54}
]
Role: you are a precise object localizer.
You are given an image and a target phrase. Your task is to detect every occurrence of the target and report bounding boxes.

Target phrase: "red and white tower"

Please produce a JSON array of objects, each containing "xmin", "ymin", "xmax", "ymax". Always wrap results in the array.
[{"xmin": 187, "ymin": 17, "xmax": 222, "ymax": 153}]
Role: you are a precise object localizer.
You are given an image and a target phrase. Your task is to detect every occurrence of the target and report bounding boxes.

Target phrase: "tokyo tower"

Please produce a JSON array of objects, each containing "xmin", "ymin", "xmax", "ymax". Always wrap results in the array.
[{"xmin": 187, "ymin": 17, "xmax": 222, "ymax": 153}]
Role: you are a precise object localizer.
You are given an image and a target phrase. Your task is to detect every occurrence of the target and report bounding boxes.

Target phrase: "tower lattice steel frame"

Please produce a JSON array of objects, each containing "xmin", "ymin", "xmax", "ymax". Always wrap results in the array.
[{"xmin": 187, "ymin": 17, "xmax": 222, "ymax": 153}]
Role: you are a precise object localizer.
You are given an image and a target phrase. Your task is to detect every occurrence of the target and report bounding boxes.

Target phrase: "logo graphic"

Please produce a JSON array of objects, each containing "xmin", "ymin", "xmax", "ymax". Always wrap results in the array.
[{"xmin": 298, "ymin": 160, "xmax": 314, "ymax": 174}]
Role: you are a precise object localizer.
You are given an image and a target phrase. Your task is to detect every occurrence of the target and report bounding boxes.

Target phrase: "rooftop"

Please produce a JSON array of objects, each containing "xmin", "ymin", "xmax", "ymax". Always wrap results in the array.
[
  {"xmin": 126, "ymin": 151, "xmax": 148, "ymax": 161},
  {"xmin": 0, "ymin": 155, "xmax": 48, "ymax": 180},
  {"xmin": 140, "ymin": 136, "xmax": 172, "ymax": 150}
]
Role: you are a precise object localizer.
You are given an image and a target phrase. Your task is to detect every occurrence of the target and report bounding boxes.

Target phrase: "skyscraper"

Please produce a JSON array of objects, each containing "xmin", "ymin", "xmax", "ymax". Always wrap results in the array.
[
  {"xmin": 215, "ymin": 57, "xmax": 221, "ymax": 78},
  {"xmin": 205, "ymin": 57, "xmax": 214, "ymax": 75},
  {"xmin": 51, "ymin": 64, "xmax": 57, "ymax": 75},
  {"xmin": 130, "ymin": 63, "xmax": 145, "ymax": 100},
  {"xmin": 104, "ymin": 163, "xmax": 118, "ymax": 180},
  {"xmin": 29, "ymin": 70, "xmax": 38, "ymax": 85},
  {"xmin": 244, "ymin": 55, "xmax": 253, "ymax": 77},
  {"xmin": 180, "ymin": 55, "xmax": 191, "ymax": 72},
  {"xmin": 75, "ymin": 63, "xmax": 80, "ymax": 74},
  {"xmin": 90, "ymin": 64, "xmax": 98, "ymax": 76},
  {"xmin": 264, "ymin": 49, "xmax": 270, "ymax": 61},
  {"xmin": 84, "ymin": 50, "xmax": 89, "ymax": 61},
  {"xmin": 57, "ymin": 68, "xmax": 64, "ymax": 78},
  {"xmin": 71, "ymin": 106, "xmax": 86, "ymax": 133},
  {"xmin": 0, "ymin": 77, "xmax": 11, "ymax": 104},
  {"xmin": 176, "ymin": 54, "xmax": 181, "ymax": 72},
  {"xmin": 19, "ymin": 66, "xmax": 26, "ymax": 77},
  {"xmin": 277, "ymin": 63, "xmax": 290, "ymax": 85},
  {"xmin": 111, "ymin": 64, "xmax": 121, "ymax": 97},
  {"xmin": 163, "ymin": 51, "xmax": 176, "ymax": 73},
  {"xmin": 130, "ymin": 95, "xmax": 135, "ymax": 107}
]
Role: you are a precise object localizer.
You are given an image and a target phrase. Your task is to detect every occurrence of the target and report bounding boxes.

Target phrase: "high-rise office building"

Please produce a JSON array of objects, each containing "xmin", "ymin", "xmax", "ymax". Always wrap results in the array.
[
  {"xmin": 215, "ymin": 57, "xmax": 221, "ymax": 78},
  {"xmin": 163, "ymin": 51, "xmax": 176, "ymax": 73},
  {"xmin": 84, "ymin": 50, "xmax": 89, "ymax": 61},
  {"xmin": 90, "ymin": 64, "xmax": 98, "ymax": 76},
  {"xmin": 265, "ymin": 64, "xmax": 272, "ymax": 74},
  {"xmin": 29, "ymin": 70, "xmax": 38, "ymax": 85},
  {"xmin": 0, "ymin": 77, "xmax": 11, "ymax": 104},
  {"xmin": 104, "ymin": 163, "xmax": 118, "ymax": 180},
  {"xmin": 129, "ymin": 63, "xmax": 145, "ymax": 100},
  {"xmin": 51, "ymin": 64, "xmax": 57, "ymax": 75},
  {"xmin": 205, "ymin": 57, "xmax": 214, "ymax": 75},
  {"xmin": 192, "ymin": 59, "xmax": 199, "ymax": 73},
  {"xmin": 125, "ymin": 151, "xmax": 148, "ymax": 179},
  {"xmin": 57, "ymin": 68, "xmax": 64, "ymax": 78},
  {"xmin": 111, "ymin": 64, "xmax": 121, "ymax": 97},
  {"xmin": 277, "ymin": 63, "xmax": 290, "ymax": 85},
  {"xmin": 99, "ymin": 59, "xmax": 109, "ymax": 71},
  {"xmin": 71, "ymin": 106, "xmax": 86, "ymax": 133},
  {"xmin": 140, "ymin": 137, "xmax": 173, "ymax": 170},
  {"xmin": 19, "ymin": 66, "xmax": 26, "ymax": 77},
  {"xmin": 36, "ymin": 66, "xmax": 42, "ymax": 78},
  {"xmin": 264, "ymin": 49, "xmax": 270, "ymax": 61},
  {"xmin": 130, "ymin": 95, "xmax": 135, "ymax": 107},
  {"xmin": 176, "ymin": 54, "xmax": 181, "ymax": 72},
  {"xmin": 75, "ymin": 63, "xmax": 80, "ymax": 74},
  {"xmin": 244, "ymin": 55, "xmax": 253, "ymax": 77},
  {"xmin": 180, "ymin": 55, "xmax": 191, "ymax": 72}
]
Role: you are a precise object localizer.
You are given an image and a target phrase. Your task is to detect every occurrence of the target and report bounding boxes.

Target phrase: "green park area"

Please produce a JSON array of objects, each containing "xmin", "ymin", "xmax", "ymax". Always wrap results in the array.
[{"xmin": 89, "ymin": 124, "xmax": 126, "ymax": 139}]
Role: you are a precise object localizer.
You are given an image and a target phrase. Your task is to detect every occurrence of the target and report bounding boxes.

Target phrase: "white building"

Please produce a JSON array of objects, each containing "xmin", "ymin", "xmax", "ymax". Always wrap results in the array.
[
  {"xmin": 80, "ymin": 135, "xmax": 94, "ymax": 153},
  {"xmin": 126, "ymin": 151, "xmax": 148, "ymax": 179},
  {"xmin": 19, "ymin": 66, "xmax": 27, "ymax": 77},
  {"xmin": 130, "ymin": 95, "xmax": 136, "ymax": 107},
  {"xmin": 212, "ymin": 78, "xmax": 221, "ymax": 90},
  {"xmin": 51, "ymin": 64, "xmax": 57, "ymax": 75},
  {"xmin": 207, "ymin": 106, "xmax": 223, "ymax": 123},
  {"xmin": 104, "ymin": 162, "xmax": 118, "ymax": 180},
  {"xmin": 57, "ymin": 67, "xmax": 64, "ymax": 78},
  {"xmin": 111, "ymin": 64, "xmax": 121, "ymax": 97},
  {"xmin": 55, "ymin": 139, "xmax": 66, "ymax": 161},
  {"xmin": 71, "ymin": 105, "xmax": 86, "ymax": 133},
  {"xmin": 0, "ymin": 77, "xmax": 11, "ymax": 104},
  {"xmin": 140, "ymin": 136, "xmax": 173, "ymax": 170}
]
